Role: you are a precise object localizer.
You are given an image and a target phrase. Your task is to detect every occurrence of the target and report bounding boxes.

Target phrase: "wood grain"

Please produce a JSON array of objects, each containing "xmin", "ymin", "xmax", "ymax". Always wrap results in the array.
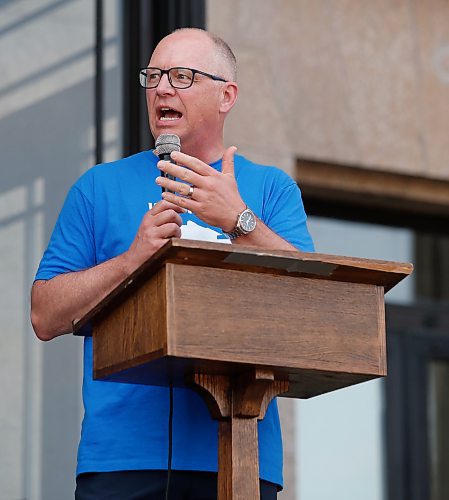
[
  {"xmin": 86, "ymin": 242, "xmax": 401, "ymax": 395},
  {"xmin": 191, "ymin": 369, "xmax": 288, "ymax": 500},
  {"xmin": 168, "ymin": 265, "xmax": 384, "ymax": 376},
  {"xmin": 189, "ymin": 372, "xmax": 231, "ymax": 420},
  {"xmin": 231, "ymin": 421, "xmax": 258, "ymax": 499},
  {"xmin": 93, "ymin": 267, "xmax": 167, "ymax": 379},
  {"xmin": 233, "ymin": 369, "xmax": 275, "ymax": 418},
  {"xmin": 73, "ymin": 238, "xmax": 413, "ymax": 335}
]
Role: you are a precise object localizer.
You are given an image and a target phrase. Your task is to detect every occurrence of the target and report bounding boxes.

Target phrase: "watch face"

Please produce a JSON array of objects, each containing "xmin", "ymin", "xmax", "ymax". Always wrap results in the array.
[{"xmin": 239, "ymin": 209, "xmax": 257, "ymax": 233}]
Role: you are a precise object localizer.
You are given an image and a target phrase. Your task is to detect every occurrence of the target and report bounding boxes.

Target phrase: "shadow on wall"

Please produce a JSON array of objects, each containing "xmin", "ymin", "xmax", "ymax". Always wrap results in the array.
[{"xmin": 0, "ymin": 43, "xmax": 119, "ymax": 496}]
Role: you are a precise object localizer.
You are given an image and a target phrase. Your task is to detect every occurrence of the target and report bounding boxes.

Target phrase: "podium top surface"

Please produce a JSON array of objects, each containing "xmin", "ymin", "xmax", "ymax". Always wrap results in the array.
[{"xmin": 73, "ymin": 238, "xmax": 413, "ymax": 334}]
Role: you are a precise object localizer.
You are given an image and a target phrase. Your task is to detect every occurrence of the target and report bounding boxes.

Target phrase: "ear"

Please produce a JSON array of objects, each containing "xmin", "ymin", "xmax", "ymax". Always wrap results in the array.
[{"xmin": 219, "ymin": 82, "xmax": 238, "ymax": 114}]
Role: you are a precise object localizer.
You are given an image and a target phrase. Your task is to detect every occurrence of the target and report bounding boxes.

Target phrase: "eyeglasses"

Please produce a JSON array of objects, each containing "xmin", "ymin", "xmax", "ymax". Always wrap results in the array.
[{"xmin": 139, "ymin": 66, "xmax": 227, "ymax": 89}]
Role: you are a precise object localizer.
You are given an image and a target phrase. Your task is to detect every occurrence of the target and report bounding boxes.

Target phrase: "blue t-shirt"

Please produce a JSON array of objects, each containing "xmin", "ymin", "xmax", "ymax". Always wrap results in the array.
[{"xmin": 35, "ymin": 151, "xmax": 314, "ymax": 487}]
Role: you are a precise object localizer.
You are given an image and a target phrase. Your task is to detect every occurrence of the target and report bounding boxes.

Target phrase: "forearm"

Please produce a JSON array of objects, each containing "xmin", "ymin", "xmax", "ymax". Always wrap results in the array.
[
  {"xmin": 232, "ymin": 218, "xmax": 301, "ymax": 252},
  {"xmin": 32, "ymin": 201, "xmax": 184, "ymax": 342},
  {"xmin": 157, "ymin": 150, "xmax": 308, "ymax": 253},
  {"xmin": 31, "ymin": 252, "xmax": 132, "ymax": 341}
]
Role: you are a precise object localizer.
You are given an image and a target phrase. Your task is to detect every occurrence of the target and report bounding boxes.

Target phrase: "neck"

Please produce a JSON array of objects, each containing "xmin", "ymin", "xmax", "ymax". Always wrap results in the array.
[{"xmin": 181, "ymin": 136, "xmax": 225, "ymax": 165}]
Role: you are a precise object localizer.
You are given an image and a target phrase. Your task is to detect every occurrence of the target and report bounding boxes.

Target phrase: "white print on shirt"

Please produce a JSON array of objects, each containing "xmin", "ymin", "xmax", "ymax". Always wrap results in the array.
[
  {"xmin": 147, "ymin": 202, "xmax": 230, "ymax": 243},
  {"xmin": 181, "ymin": 220, "xmax": 231, "ymax": 243}
]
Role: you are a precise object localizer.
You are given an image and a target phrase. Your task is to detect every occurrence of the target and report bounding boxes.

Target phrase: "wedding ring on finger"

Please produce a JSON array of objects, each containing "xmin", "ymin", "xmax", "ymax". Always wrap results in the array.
[{"xmin": 187, "ymin": 185, "xmax": 195, "ymax": 198}]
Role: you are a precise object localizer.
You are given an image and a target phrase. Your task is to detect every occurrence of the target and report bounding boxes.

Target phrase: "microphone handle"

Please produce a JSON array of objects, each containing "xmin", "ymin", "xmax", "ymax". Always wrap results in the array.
[{"xmin": 158, "ymin": 153, "xmax": 176, "ymax": 194}]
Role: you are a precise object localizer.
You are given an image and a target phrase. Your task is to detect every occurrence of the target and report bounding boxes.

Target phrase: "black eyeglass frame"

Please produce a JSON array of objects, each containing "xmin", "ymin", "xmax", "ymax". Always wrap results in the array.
[{"xmin": 139, "ymin": 66, "xmax": 228, "ymax": 89}]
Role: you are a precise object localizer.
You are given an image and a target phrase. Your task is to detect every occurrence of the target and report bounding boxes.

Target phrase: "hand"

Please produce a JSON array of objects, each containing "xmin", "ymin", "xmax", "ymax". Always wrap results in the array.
[
  {"xmin": 123, "ymin": 200, "xmax": 185, "ymax": 273},
  {"xmin": 156, "ymin": 146, "xmax": 246, "ymax": 232}
]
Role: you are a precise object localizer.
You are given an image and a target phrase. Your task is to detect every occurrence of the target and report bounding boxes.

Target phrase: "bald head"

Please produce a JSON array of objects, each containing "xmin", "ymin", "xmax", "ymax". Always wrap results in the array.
[{"xmin": 160, "ymin": 28, "xmax": 237, "ymax": 82}]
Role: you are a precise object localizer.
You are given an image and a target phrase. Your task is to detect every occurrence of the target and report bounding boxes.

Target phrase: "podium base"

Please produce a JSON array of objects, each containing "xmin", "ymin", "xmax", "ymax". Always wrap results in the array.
[{"xmin": 189, "ymin": 369, "xmax": 289, "ymax": 500}]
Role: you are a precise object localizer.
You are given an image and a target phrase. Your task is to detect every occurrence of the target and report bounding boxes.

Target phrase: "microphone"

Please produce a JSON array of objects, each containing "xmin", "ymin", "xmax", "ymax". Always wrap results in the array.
[{"xmin": 155, "ymin": 134, "xmax": 181, "ymax": 193}]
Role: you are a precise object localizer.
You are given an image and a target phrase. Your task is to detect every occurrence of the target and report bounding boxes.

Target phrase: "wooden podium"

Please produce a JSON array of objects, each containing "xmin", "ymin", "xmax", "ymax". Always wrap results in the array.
[{"xmin": 73, "ymin": 239, "xmax": 412, "ymax": 499}]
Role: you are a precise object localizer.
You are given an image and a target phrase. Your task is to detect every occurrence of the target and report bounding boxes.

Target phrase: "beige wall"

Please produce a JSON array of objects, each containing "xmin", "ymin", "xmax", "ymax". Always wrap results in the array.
[{"xmin": 208, "ymin": 0, "xmax": 449, "ymax": 180}]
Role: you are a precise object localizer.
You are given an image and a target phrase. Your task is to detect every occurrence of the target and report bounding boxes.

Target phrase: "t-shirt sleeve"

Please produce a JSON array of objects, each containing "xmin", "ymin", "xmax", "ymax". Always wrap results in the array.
[
  {"xmin": 262, "ymin": 172, "xmax": 315, "ymax": 252},
  {"xmin": 35, "ymin": 184, "xmax": 96, "ymax": 281}
]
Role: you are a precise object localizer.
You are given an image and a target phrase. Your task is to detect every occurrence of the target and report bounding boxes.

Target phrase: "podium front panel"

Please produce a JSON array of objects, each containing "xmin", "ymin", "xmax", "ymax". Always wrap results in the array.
[{"xmin": 92, "ymin": 262, "xmax": 386, "ymax": 398}]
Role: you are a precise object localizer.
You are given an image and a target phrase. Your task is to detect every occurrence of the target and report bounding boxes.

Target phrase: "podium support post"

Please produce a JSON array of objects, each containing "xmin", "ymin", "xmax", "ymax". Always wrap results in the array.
[{"xmin": 190, "ymin": 369, "xmax": 289, "ymax": 500}]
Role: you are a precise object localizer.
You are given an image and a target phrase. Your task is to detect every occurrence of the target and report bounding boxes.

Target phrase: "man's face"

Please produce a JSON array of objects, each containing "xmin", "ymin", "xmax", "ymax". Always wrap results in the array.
[{"xmin": 147, "ymin": 32, "xmax": 226, "ymax": 153}]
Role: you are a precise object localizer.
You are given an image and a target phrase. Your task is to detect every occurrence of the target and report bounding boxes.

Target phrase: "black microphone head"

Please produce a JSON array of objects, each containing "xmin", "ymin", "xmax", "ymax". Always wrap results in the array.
[{"xmin": 155, "ymin": 134, "xmax": 181, "ymax": 157}]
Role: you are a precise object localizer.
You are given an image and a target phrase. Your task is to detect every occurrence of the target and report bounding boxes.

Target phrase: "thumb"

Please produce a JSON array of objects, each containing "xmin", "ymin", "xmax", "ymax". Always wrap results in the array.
[{"xmin": 221, "ymin": 146, "xmax": 237, "ymax": 176}]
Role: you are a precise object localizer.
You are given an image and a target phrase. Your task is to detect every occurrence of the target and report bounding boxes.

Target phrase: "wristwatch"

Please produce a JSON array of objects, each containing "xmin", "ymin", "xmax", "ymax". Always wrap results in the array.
[{"xmin": 224, "ymin": 206, "xmax": 257, "ymax": 240}]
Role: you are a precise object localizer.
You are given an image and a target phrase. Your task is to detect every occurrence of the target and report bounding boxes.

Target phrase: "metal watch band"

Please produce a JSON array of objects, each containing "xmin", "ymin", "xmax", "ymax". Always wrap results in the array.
[
  {"xmin": 225, "ymin": 226, "xmax": 247, "ymax": 240},
  {"xmin": 224, "ymin": 206, "xmax": 255, "ymax": 240}
]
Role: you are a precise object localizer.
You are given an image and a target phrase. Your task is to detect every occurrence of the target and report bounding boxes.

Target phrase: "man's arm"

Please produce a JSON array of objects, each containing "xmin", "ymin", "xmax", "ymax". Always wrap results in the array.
[
  {"xmin": 31, "ymin": 201, "xmax": 184, "ymax": 341},
  {"xmin": 229, "ymin": 217, "xmax": 298, "ymax": 251},
  {"xmin": 157, "ymin": 147, "xmax": 306, "ymax": 252}
]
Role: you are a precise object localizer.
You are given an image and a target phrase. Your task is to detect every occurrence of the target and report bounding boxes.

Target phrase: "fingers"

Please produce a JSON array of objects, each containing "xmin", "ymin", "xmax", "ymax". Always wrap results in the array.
[
  {"xmin": 161, "ymin": 190, "xmax": 197, "ymax": 212},
  {"xmin": 156, "ymin": 176, "xmax": 193, "ymax": 197},
  {"xmin": 149, "ymin": 199, "xmax": 186, "ymax": 216},
  {"xmin": 157, "ymin": 145, "xmax": 238, "ymax": 193},
  {"xmin": 221, "ymin": 146, "xmax": 237, "ymax": 176},
  {"xmin": 143, "ymin": 205, "xmax": 183, "ymax": 227},
  {"xmin": 157, "ymin": 160, "xmax": 204, "ymax": 188},
  {"xmin": 158, "ymin": 146, "xmax": 237, "ymax": 184},
  {"xmin": 170, "ymin": 151, "xmax": 212, "ymax": 176},
  {"xmin": 155, "ymin": 146, "xmax": 241, "ymax": 231},
  {"xmin": 157, "ymin": 222, "xmax": 182, "ymax": 239},
  {"xmin": 125, "ymin": 205, "xmax": 183, "ymax": 273}
]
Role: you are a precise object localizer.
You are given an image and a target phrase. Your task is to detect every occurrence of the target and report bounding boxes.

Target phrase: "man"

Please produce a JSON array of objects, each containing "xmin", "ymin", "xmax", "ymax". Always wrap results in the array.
[{"xmin": 31, "ymin": 28, "xmax": 314, "ymax": 499}]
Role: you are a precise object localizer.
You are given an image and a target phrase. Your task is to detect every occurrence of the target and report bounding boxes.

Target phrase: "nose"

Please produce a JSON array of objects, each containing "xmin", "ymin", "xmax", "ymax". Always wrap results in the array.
[{"xmin": 156, "ymin": 72, "xmax": 175, "ymax": 95}]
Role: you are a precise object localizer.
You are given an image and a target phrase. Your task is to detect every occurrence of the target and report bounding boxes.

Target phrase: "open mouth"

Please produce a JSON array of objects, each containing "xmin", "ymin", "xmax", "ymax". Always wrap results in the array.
[{"xmin": 159, "ymin": 107, "xmax": 183, "ymax": 121}]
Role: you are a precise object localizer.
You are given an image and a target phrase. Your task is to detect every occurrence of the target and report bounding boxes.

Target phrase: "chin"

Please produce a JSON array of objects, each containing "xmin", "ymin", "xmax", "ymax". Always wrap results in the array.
[{"xmin": 153, "ymin": 125, "xmax": 184, "ymax": 141}]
